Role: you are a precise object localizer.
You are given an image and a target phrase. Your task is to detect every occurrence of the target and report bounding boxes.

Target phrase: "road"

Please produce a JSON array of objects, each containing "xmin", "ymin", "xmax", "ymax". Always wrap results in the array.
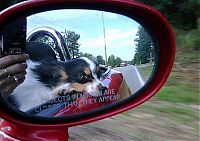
[{"xmin": 69, "ymin": 101, "xmax": 199, "ymax": 141}]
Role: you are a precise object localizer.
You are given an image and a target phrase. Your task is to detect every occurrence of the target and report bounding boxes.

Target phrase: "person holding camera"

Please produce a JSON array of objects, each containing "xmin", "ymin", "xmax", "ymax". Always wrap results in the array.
[
  {"xmin": 0, "ymin": 44, "xmax": 29, "ymax": 97},
  {"xmin": 0, "ymin": 1, "xmax": 29, "ymax": 97}
]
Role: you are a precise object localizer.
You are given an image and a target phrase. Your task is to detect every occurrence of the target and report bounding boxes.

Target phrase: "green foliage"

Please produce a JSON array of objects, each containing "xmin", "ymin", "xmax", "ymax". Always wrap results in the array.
[
  {"xmin": 115, "ymin": 57, "xmax": 123, "ymax": 67},
  {"xmin": 107, "ymin": 55, "xmax": 123, "ymax": 67},
  {"xmin": 156, "ymin": 85, "xmax": 199, "ymax": 104},
  {"xmin": 79, "ymin": 53, "xmax": 106, "ymax": 65},
  {"xmin": 62, "ymin": 30, "xmax": 80, "ymax": 59},
  {"xmin": 137, "ymin": 102, "xmax": 199, "ymax": 123},
  {"xmin": 108, "ymin": 55, "xmax": 116, "ymax": 67},
  {"xmin": 133, "ymin": 26, "xmax": 155, "ymax": 65},
  {"xmin": 138, "ymin": 0, "xmax": 200, "ymax": 30},
  {"xmin": 34, "ymin": 30, "xmax": 82, "ymax": 59},
  {"xmin": 174, "ymin": 28, "xmax": 200, "ymax": 52},
  {"xmin": 79, "ymin": 52, "xmax": 96, "ymax": 61},
  {"xmin": 96, "ymin": 55, "xmax": 105, "ymax": 65},
  {"xmin": 155, "ymin": 73, "xmax": 200, "ymax": 104},
  {"xmin": 137, "ymin": 64, "xmax": 154, "ymax": 80},
  {"xmin": 34, "ymin": 35, "xmax": 54, "ymax": 47}
]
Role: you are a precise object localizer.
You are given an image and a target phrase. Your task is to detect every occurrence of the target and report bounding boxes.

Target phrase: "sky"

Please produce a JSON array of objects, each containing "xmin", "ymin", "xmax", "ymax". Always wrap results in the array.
[{"xmin": 27, "ymin": 9, "xmax": 140, "ymax": 61}]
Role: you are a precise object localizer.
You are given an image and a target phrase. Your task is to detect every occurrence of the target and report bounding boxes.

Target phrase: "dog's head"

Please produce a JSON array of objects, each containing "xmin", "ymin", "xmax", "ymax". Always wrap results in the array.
[
  {"xmin": 62, "ymin": 57, "xmax": 107, "ymax": 96},
  {"xmin": 32, "ymin": 57, "xmax": 107, "ymax": 97}
]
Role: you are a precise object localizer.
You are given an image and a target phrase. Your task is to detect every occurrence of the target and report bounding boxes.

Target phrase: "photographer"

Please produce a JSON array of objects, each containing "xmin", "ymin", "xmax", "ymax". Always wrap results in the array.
[
  {"xmin": 0, "ymin": 39, "xmax": 29, "ymax": 97},
  {"xmin": 0, "ymin": 0, "xmax": 28, "ymax": 98}
]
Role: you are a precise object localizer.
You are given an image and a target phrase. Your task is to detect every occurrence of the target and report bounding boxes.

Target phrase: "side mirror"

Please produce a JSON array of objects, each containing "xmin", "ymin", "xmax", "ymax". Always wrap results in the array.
[{"xmin": 0, "ymin": 0, "xmax": 175, "ymax": 140}]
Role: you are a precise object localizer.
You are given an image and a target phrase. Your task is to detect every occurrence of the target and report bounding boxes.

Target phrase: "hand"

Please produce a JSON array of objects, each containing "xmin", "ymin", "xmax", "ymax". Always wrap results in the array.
[{"xmin": 0, "ymin": 54, "xmax": 29, "ymax": 97}]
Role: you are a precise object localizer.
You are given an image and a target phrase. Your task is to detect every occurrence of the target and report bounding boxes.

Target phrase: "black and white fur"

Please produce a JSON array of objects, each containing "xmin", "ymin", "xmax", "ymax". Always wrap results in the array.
[{"xmin": 11, "ymin": 57, "xmax": 106, "ymax": 111}]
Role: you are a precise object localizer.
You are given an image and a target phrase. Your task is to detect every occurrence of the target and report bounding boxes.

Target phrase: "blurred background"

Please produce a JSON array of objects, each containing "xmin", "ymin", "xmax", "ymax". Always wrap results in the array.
[
  {"xmin": 0, "ymin": 0, "xmax": 199, "ymax": 140},
  {"xmin": 69, "ymin": 1, "xmax": 200, "ymax": 140}
]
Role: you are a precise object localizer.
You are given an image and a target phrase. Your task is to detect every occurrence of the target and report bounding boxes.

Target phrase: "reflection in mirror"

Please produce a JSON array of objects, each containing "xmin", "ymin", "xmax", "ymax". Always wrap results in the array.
[{"xmin": 1, "ymin": 9, "xmax": 157, "ymax": 118}]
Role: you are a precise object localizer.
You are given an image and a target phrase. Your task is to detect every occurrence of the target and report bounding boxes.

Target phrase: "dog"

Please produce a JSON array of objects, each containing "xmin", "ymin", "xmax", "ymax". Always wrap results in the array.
[{"xmin": 10, "ymin": 57, "xmax": 107, "ymax": 112}]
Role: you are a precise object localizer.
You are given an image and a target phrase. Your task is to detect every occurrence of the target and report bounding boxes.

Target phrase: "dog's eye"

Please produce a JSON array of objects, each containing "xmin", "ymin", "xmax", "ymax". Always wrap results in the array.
[
  {"xmin": 80, "ymin": 74, "xmax": 85, "ymax": 79},
  {"xmin": 76, "ymin": 73, "xmax": 93, "ymax": 83},
  {"xmin": 78, "ymin": 73, "xmax": 86, "ymax": 79}
]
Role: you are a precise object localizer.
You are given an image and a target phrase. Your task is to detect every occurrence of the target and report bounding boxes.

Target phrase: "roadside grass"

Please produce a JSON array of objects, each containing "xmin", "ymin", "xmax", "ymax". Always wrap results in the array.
[
  {"xmin": 132, "ymin": 100, "xmax": 199, "ymax": 129},
  {"xmin": 137, "ymin": 64, "xmax": 154, "ymax": 80},
  {"xmin": 174, "ymin": 29, "xmax": 200, "ymax": 52},
  {"xmin": 155, "ymin": 72, "xmax": 199, "ymax": 104},
  {"xmin": 154, "ymin": 49, "xmax": 199, "ymax": 104},
  {"xmin": 138, "ymin": 62, "xmax": 199, "ymax": 104},
  {"xmin": 123, "ymin": 29, "xmax": 199, "ymax": 139},
  {"xmin": 152, "ymin": 66, "xmax": 199, "ymax": 130},
  {"xmin": 134, "ymin": 42, "xmax": 199, "ymax": 135},
  {"xmin": 176, "ymin": 50, "xmax": 199, "ymax": 64},
  {"xmin": 126, "ymin": 63, "xmax": 199, "ymax": 128}
]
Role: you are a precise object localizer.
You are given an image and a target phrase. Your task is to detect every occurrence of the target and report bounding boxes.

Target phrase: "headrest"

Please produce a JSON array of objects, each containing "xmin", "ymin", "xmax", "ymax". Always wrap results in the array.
[{"xmin": 26, "ymin": 41, "xmax": 57, "ymax": 61}]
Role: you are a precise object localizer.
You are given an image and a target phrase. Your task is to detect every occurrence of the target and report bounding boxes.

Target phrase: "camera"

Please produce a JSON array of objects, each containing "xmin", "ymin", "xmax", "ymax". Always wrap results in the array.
[{"xmin": 1, "ymin": 17, "xmax": 26, "ymax": 56}]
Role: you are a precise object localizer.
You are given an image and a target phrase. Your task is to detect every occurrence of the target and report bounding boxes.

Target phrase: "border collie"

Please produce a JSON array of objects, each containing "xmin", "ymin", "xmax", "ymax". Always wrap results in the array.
[{"xmin": 11, "ymin": 57, "xmax": 106, "ymax": 111}]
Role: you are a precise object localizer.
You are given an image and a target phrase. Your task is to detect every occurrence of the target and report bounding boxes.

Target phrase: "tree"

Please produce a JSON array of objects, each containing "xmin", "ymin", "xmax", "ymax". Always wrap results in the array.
[
  {"xmin": 108, "ymin": 55, "xmax": 116, "ymax": 67},
  {"xmin": 34, "ymin": 35, "xmax": 54, "ymax": 48},
  {"xmin": 62, "ymin": 30, "xmax": 80, "ymax": 59},
  {"xmin": 115, "ymin": 57, "xmax": 122, "ymax": 67},
  {"xmin": 31, "ymin": 30, "xmax": 81, "ymax": 59},
  {"xmin": 134, "ymin": 26, "xmax": 154, "ymax": 65},
  {"xmin": 96, "ymin": 55, "xmax": 105, "ymax": 65},
  {"xmin": 79, "ymin": 52, "xmax": 97, "ymax": 61},
  {"xmin": 108, "ymin": 55, "xmax": 123, "ymax": 67},
  {"xmin": 138, "ymin": 0, "xmax": 200, "ymax": 30}
]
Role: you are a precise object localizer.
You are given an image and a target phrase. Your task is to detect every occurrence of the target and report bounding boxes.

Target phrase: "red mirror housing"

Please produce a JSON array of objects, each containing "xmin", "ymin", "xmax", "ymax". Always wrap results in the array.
[{"xmin": 0, "ymin": 0, "xmax": 175, "ymax": 140}]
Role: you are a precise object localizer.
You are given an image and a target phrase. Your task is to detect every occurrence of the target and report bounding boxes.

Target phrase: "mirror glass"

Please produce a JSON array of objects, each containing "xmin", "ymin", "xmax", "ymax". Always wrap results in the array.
[{"xmin": 0, "ymin": 9, "xmax": 157, "ymax": 118}]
